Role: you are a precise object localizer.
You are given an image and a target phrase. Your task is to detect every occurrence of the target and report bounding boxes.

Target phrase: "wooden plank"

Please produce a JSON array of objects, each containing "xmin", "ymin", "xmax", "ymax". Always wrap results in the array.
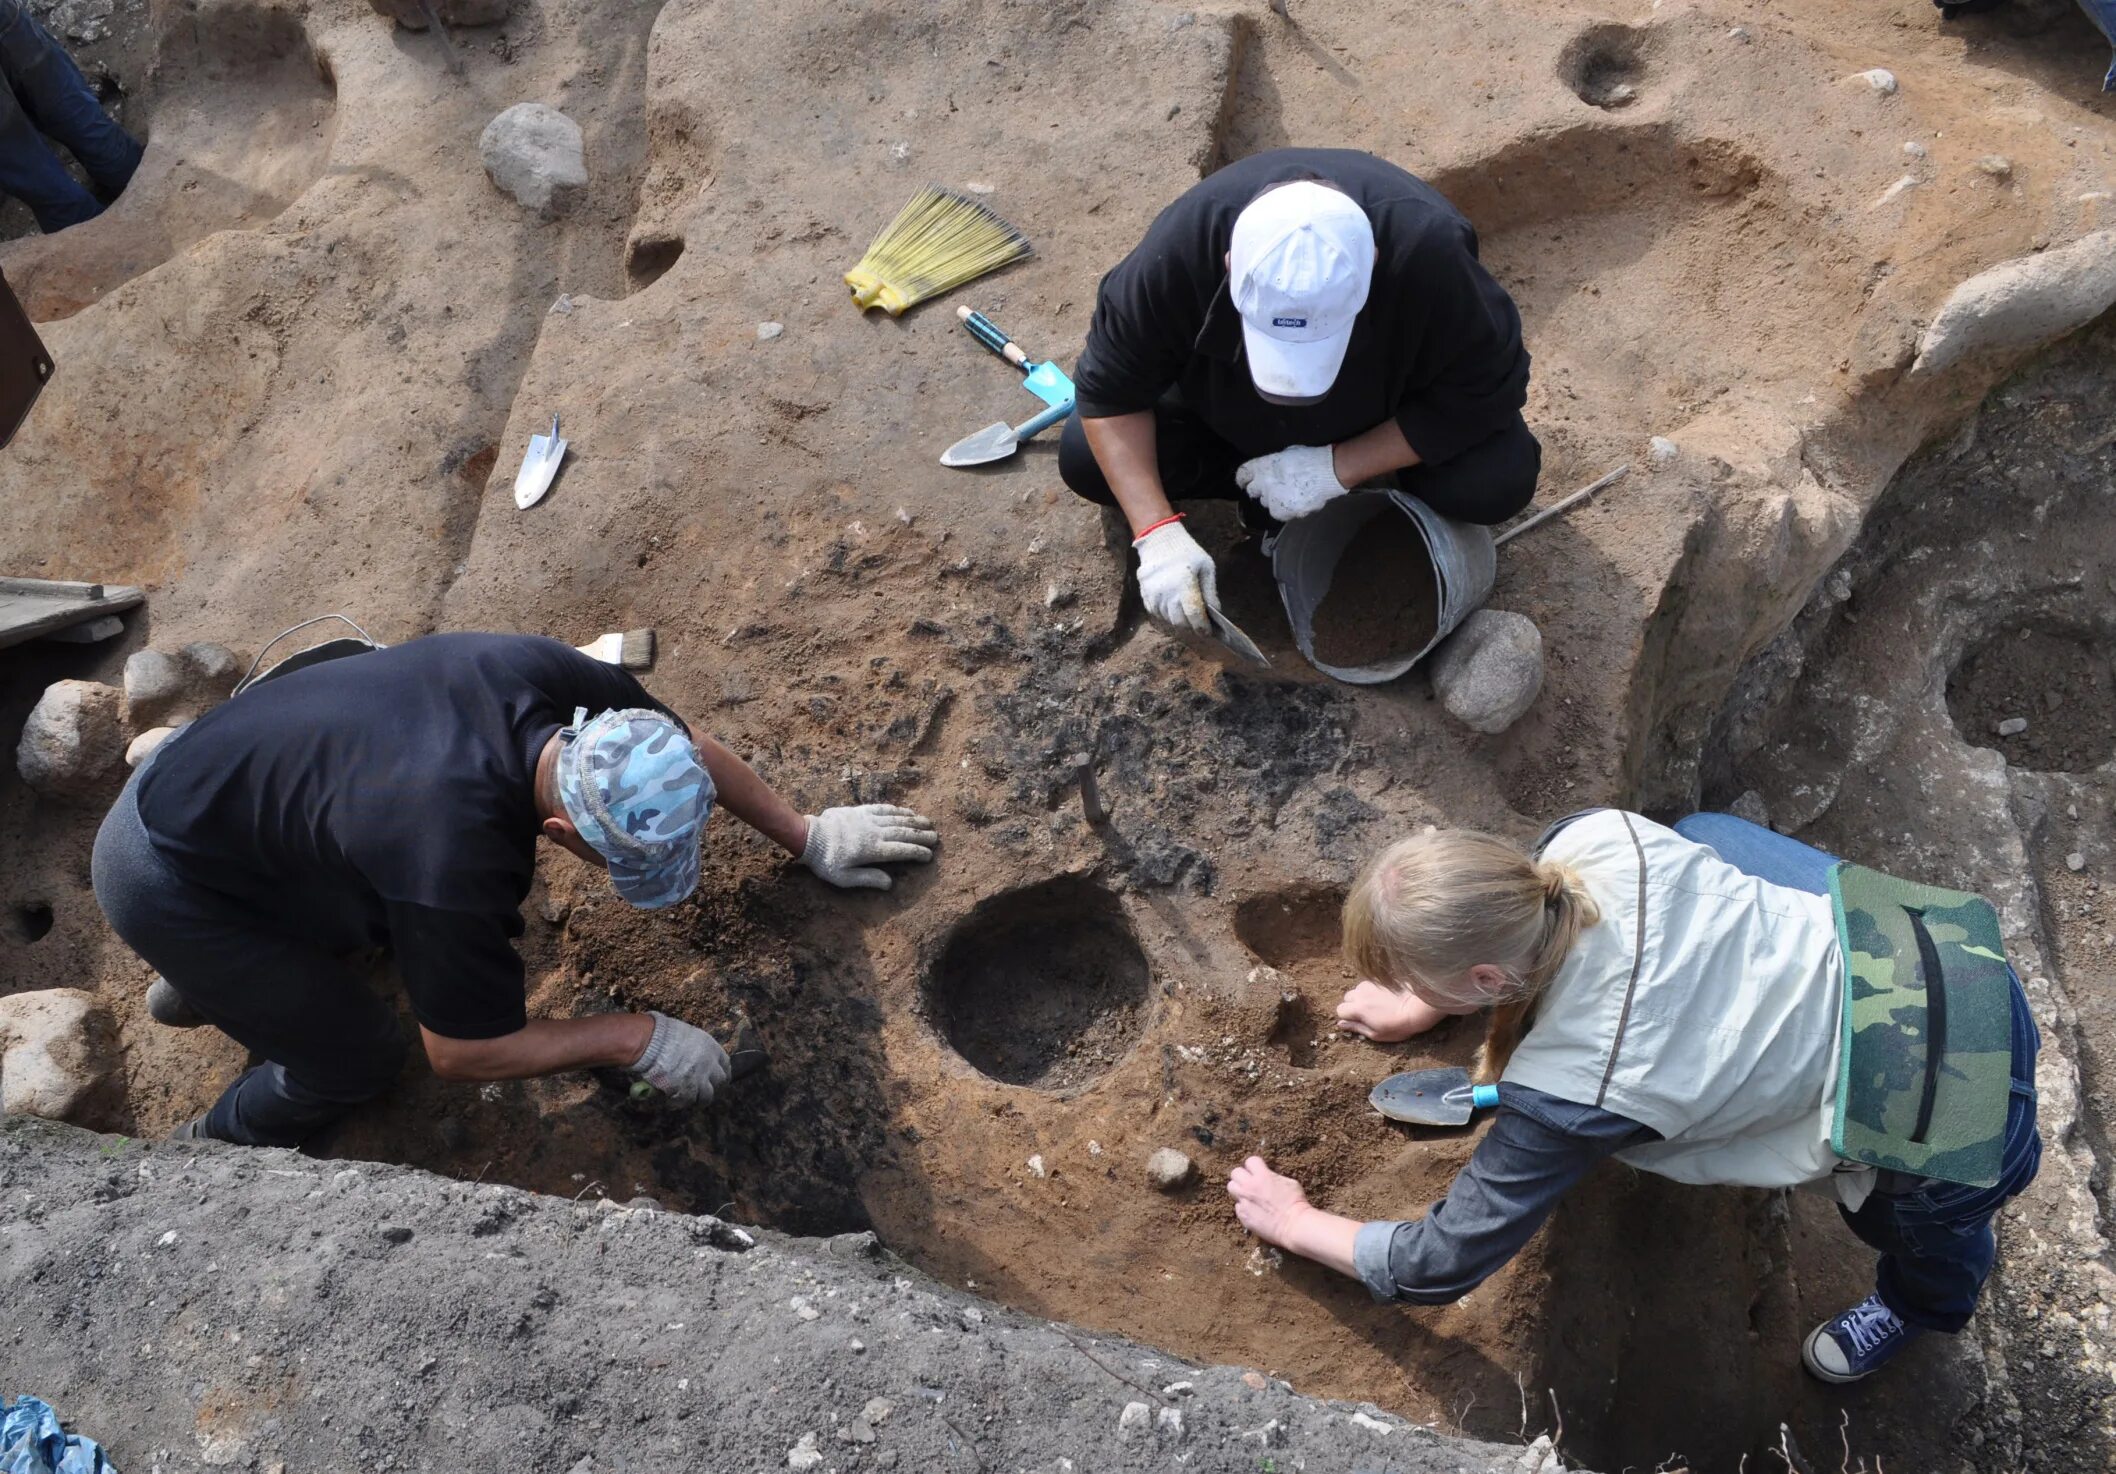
[{"xmin": 0, "ymin": 580, "xmax": 145, "ymax": 651}]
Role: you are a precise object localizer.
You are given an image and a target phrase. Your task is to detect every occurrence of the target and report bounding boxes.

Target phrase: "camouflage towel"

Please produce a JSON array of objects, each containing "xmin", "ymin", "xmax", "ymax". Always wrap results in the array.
[{"xmin": 1828, "ymin": 863, "xmax": 2013, "ymax": 1188}]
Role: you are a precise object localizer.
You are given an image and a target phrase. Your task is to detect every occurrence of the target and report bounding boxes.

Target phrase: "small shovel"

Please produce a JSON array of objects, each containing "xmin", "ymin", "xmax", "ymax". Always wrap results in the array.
[
  {"xmin": 1369, "ymin": 1066, "xmax": 1499, "ymax": 1128},
  {"xmin": 514, "ymin": 414, "xmax": 568, "ymax": 509},
  {"xmin": 940, "ymin": 398, "xmax": 1073, "ymax": 468}
]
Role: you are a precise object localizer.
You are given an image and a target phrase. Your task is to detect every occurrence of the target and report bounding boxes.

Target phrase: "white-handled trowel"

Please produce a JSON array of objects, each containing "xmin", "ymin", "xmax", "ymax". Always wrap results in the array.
[{"xmin": 514, "ymin": 415, "xmax": 568, "ymax": 508}]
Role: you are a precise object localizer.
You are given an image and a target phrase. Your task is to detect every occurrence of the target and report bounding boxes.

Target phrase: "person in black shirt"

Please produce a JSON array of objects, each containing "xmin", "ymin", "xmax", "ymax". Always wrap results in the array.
[
  {"xmin": 90, "ymin": 633, "xmax": 938, "ymax": 1147},
  {"xmin": 1061, "ymin": 148, "xmax": 1536, "ymax": 633}
]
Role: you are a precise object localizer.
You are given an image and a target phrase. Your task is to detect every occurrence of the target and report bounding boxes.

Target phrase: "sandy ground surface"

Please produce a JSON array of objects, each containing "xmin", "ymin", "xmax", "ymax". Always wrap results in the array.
[{"xmin": 0, "ymin": 0, "xmax": 2112, "ymax": 1467}]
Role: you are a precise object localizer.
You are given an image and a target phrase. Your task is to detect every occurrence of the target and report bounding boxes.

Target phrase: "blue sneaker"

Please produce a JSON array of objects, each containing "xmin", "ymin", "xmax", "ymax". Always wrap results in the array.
[{"xmin": 1803, "ymin": 1294, "xmax": 1919, "ymax": 1382}]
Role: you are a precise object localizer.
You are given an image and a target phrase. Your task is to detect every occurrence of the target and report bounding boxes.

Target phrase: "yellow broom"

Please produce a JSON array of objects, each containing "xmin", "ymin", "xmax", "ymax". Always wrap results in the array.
[{"xmin": 845, "ymin": 186, "xmax": 1032, "ymax": 316}]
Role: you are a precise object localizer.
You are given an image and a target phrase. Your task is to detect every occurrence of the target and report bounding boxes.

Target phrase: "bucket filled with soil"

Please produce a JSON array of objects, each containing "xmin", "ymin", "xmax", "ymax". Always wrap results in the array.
[{"xmin": 1271, "ymin": 490, "xmax": 1496, "ymax": 683}]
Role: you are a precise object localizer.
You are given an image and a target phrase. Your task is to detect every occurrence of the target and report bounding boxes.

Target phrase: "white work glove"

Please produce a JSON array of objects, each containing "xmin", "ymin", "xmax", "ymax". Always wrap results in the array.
[
  {"xmin": 1233, "ymin": 444, "xmax": 1347, "ymax": 522},
  {"xmin": 630, "ymin": 1011, "xmax": 732, "ymax": 1106},
  {"xmin": 1132, "ymin": 519, "xmax": 1219, "ymax": 633},
  {"xmin": 801, "ymin": 804, "xmax": 939, "ymax": 890}
]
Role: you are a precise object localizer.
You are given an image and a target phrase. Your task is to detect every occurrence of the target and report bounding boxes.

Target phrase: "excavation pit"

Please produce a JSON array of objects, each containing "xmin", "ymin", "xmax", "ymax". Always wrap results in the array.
[
  {"xmin": 926, "ymin": 877, "xmax": 1150, "ymax": 1091},
  {"xmin": 1557, "ymin": 23, "xmax": 1650, "ymax": 109},
  {"xmin": 1947, "ymin": 623, "xmax": 2116, "ymax": 772}
]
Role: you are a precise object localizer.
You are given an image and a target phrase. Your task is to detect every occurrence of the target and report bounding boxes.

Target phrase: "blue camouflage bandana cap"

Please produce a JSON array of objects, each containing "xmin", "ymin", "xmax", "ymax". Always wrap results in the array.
[{"xmin": 556, "ymin": 706, "xmax": 714, "ymax": 910}]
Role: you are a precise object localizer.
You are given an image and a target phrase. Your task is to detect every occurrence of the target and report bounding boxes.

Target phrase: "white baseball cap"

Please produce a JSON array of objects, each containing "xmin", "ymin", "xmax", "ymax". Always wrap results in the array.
[{"xmin": 1228, "ymin": 181, "xmax": 1377, "ymax": 402}]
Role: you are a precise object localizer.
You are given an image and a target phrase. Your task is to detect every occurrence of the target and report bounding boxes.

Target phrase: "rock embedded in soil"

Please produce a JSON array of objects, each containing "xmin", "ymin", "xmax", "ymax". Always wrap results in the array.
[
  {"xmin": 17, "ymin": 679, "xmax": 124, "ymax": 800},
  {"xmin": 1914, "ymin": 228, "xmax": 2116, "ymax": 376},
  {"xmin": 1146, "ymin": 1147, "xmax": 1196, "ymax": 1191},
  {"xmin": 121, "ymin": 648, "xmax": 188, "ymax": 726},
  {"xmin": 125, "ymin": 724, "xmax": 180, "ymax": 768},
  {"xmin": 1997, "ymin": 717, "xmax": 2028, "ymax": 737},
  {"xmin": 1428, "ymin": 610, "xmax": 1545, "ymax": 735},
  {"xmin": 1308, "ymin": 508, "xmax": 1438, "ymax": 670},
  {"xmin": 367, "ymin": 0, "xmax": 511, "ymax": 29},
  {"xmin": 480, "ymin": 103, "xmax": 588, "ymax": 220},
  {"xmin": 0, "ymin": 989, "xmax": 111, "ymax": 1120}
]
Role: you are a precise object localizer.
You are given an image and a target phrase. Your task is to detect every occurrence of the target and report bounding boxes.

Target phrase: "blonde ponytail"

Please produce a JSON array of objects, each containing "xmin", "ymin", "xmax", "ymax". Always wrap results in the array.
[{"xmin": 1341, "ymin": 831, "xmax": 1602, "ymax": 1084}]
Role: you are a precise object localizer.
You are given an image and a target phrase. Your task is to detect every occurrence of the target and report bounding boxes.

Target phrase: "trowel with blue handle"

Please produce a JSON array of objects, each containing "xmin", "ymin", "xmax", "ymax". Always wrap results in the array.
[
  {"xmin": 941, "ymin": 307, "xmax": 1076, "ymax": 468},
  {"xmin": 1370, "ymin": 1067, "xmax": 1500, "ymax": 1127}
]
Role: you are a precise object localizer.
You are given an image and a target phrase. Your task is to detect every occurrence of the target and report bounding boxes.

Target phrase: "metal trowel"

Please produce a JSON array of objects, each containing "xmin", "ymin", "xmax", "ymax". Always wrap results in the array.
[
  {"xmin": 514, "ymin": 415, "xmax": 568, "ymax": 508},
  {"xmin": 1207, "ymin": 602, "xmax": 1269, "ymax": 666},
  {"xmin": 1369, "ymin": 1067, "xmax": 1499, "ymax": 1128},
  {"xmin": 940, "ymin": 398, "xmax": 1073, "ymax": 468}
]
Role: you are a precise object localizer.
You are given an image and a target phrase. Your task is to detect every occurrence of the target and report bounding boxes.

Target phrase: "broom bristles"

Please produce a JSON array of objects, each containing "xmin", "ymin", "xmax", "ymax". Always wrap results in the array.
[{"xmin": 846, "ymin": 186, "xmax": 1032, "ymax": 316}]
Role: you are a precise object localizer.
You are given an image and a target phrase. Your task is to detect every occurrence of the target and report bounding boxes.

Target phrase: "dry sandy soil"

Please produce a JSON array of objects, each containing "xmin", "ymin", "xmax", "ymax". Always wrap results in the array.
[{"xmin": 0, "ymin": 0, "xmax": 2113, "ymax": 1467}]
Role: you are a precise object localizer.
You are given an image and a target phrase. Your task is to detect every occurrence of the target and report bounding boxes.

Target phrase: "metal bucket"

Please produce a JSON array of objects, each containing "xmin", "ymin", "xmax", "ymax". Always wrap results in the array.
[{"xmin": 1271, "ymin": 489, "xmax": 1496, "ymax": 684}]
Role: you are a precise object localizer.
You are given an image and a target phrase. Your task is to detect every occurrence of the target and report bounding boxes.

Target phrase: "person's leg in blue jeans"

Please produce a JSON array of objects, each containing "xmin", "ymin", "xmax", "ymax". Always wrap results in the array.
[
  {"xmin": 1675, "ymin": 810, "xmax": 2044, "ymax": 1378},
  {"xmin": 0, "ymin": 0, "xmax": 140, "ymax": 230}
]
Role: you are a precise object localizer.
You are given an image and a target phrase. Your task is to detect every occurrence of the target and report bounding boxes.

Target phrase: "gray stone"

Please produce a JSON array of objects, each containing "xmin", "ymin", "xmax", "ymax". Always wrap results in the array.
[
  {"xmin": 1155, "ymin": 1407, "xmax": 1186, "ymax": 1442},
  {"xmin": 17, "ymin": 680, "xmax": 124, "ymax": 800},
  {"xmin": 757, "ymin": 322, "xmax": 785, "ymax": 341},
  {"xmin": 2068, "ymin": 852, "xmax": 2086, "ymax": 873},
  {"xmin": 1145, "ymin": 1148, "xmax": 1195, "ymax": 1191},
  {"xmin": 1996, "ymin": 717, "xmax": 2029, "ymax": 737},
  {"xmin": 1428, "ymin": 610, "xmax": 1545, "ymax": 735},
  {"xmin": 1647, "ymin": 435, "xmax": 1679, "ymax": 466},
  {"xmin": 1913, "ymin": 229, "xmax": 2116, "ymax": 376},
  {"xmin": 125, "ymin": 725, "xmax": 180, "ymax": 769},
  {"xmin": 178, "ymin": 641, "xmax": 245, "ymax": 698},
  {"xmin": 480, "ymin": 104, "xmax": 588, "ymax": 220},
  {"xmin": 122, "ymin": 648, "xmax": 188, "ymax": 726},
  {"xmin": 0, "ymin": 989, "xmax": 111, "ymax": 1121},
  {"xmin": 1116, "ymin": 1401, "xmax": 1151, "ymax": 1440},
  {"xmin": 1728, "ymin": 789, "xmax": 1772, "ymax": 828}
]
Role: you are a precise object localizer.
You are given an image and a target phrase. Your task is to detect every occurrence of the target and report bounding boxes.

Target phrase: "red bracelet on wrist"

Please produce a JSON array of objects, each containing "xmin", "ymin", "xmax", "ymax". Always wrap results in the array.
[{"xmin": 1131, "ymin": 512, "xmax": 1186, "ymax": 542}]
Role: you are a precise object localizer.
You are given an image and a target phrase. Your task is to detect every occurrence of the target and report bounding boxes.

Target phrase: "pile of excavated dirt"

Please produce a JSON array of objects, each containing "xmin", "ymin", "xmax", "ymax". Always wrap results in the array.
[
  {"xmin": 0, "ymin": 0, "xmax": 2113, "ymax": 1467},
  {"xmin": 0, "ymin": 1116, "xmax": 1575, "ymax": 1474}
]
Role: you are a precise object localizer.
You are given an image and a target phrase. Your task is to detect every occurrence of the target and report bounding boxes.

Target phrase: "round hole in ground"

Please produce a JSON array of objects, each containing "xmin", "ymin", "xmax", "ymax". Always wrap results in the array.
[
  {"xmin": 1233, "ymin": 883, "xmax": 1346, "ymax": 970},
  {"xmin": 9, "ymin": 902, "xmax": 52, "ymax": 943},
  {"xmin": 1946, "ymin": 622, "xmax": 2116, "ymax": 772},
  {"xmin": 926, "ymin": 876, "xmax": 1149, "ymax": 1090},
  {"xmin": 1556, "ymin": 22, "xmax": 1648, "ymax": 109}
]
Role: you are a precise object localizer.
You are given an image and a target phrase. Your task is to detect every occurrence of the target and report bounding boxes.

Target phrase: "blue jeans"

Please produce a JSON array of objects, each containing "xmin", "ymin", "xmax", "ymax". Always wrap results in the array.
[
  {"xmin": 1673, "ymin": 812, "xmax": 2043, "ymax": 1334},
  {"xmin": 0, "ymin": 0, "xmax": 141, "ymax": 231}
]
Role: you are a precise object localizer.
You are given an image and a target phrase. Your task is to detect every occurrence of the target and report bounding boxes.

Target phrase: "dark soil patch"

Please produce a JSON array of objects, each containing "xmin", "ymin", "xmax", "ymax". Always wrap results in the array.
[
  {"xmin": 1948, "ymin": 624, "xmax": 2116, "ymax": 772},
  {"xmin": 1309, "ymin": 509, "xmax": 1437, "ymax": 670},
  {"xmin": 927, "ymin": 876, "xmax": 1149, "ymax": 1090}
]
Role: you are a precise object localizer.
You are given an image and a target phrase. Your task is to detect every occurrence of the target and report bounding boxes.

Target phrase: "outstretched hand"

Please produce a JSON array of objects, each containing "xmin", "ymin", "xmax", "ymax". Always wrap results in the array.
[
  {"xmin": 1335, "ymin": 980, "xmax": 1454, "ymax": 1043},
  {"xmin": 1226, "ymin": 1155, "xmax": 1313, "ymax": 1249},
  {"xmin": 801, "ymin": 804, "xmax": 939, "ymax": 890}
]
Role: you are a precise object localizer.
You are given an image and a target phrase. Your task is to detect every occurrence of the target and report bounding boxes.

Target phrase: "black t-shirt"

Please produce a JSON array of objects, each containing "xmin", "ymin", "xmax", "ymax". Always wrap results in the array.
[
  {"xmin": 1071, "ymin": 148, "xmax": 1529, "ymax": 466},
  {"xmin": 136, "ymin": 633, "xmax": 680, "ymax": 1040}
]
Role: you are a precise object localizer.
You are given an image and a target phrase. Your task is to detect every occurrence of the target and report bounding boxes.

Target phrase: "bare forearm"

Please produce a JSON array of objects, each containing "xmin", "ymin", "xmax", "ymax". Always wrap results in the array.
[
  {"xmin": 1278, "ymin": 1204, "xmax": 1363, "ymax": 1279},
  {"xmin": 1082, "ymin": 411, "xmax": 1173, "ymax": 535},
  {"xmin": 693, "ymin": 733, "xmax": 809, "ymax": 856},
  {"xmin": 1331, "ymin": 419, "xmax": 1421, "ymax": 488},
  {"xmin": 421, "ymin": 1014, "xmax": 655, "ymax": 1082}
]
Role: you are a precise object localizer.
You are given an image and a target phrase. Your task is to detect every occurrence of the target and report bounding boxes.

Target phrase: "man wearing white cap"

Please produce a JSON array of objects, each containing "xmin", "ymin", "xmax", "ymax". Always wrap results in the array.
[{"xmin": 1062, "ymin": 148, "xmax": 1536, "ymax": 632}]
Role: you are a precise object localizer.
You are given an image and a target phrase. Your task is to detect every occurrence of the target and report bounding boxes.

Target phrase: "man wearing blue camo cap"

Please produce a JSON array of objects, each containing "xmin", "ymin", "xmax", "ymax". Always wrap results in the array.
[{"xmin": 92, "ymin": 633, "xmax": 938, "ymax": 1147}]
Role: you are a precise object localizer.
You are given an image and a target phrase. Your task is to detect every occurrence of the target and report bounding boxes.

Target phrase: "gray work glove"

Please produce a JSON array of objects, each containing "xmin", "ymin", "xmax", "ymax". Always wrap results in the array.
[
  {"xmin": 629, "ymin": 1011, "xmax": 731, "ymax": 1106},
  {"xmin": 801, "ymin": 804, "xmax": 940, "ymax": 890}
]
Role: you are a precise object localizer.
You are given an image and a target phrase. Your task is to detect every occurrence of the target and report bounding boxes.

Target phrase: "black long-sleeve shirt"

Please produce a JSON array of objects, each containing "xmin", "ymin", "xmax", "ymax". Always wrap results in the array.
[
  {"xmin": 137, "ymin": 633, "xmax": 680, "ymax": 1040},
  {"xmin": 1071, "ymin": 148, "xmax": 1530, "ymax": 466}
]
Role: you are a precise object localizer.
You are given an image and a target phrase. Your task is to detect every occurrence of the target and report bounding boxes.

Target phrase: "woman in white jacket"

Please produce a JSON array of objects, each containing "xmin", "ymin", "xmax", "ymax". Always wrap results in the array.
[{"xmin": 1225, "ymin": 809, "xmax": 2043, "ymax": 1383}]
